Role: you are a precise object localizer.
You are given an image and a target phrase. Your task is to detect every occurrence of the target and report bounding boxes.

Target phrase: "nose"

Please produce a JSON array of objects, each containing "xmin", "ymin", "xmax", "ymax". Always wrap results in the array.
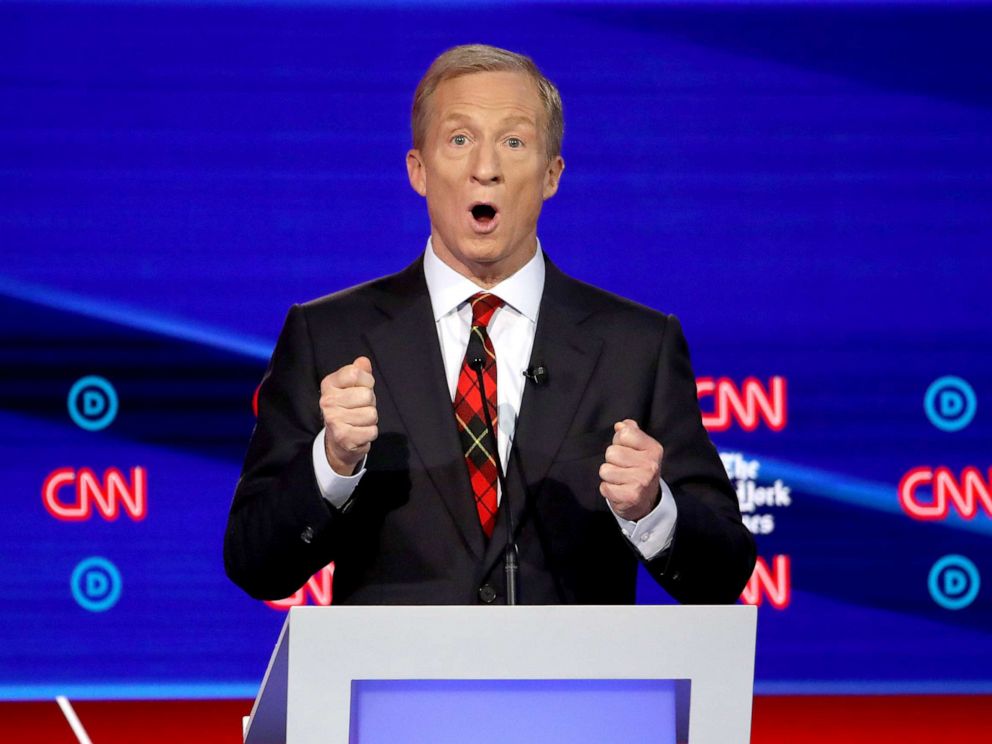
[{"xmin": 471, "ymin": 142, "xmax": 502, "ymax": 185}]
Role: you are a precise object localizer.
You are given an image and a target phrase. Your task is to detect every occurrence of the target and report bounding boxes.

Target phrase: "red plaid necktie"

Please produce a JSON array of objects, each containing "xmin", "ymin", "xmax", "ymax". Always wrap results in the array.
[{"xmin": 453, "ymin": 292, "xmax": 504, "ymax": 538}]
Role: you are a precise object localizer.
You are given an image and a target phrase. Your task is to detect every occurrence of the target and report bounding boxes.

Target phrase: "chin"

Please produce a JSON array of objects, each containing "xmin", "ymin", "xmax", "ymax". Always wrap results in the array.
[{"xmin": 455, "ymin": 239, "xmax": 508, "ymax": 265}]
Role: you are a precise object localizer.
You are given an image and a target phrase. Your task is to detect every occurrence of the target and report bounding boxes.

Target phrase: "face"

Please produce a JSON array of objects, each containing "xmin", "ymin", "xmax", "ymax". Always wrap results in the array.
[{"xmin": 406, "ymin": 71, "xmax": 565, "ymax": 286}]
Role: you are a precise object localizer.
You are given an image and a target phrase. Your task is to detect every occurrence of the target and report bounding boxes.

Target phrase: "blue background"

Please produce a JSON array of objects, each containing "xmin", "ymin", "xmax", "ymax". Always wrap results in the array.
[{"xmin": 1, "ymin": 0, "xmax": 990, "ymax": 699}]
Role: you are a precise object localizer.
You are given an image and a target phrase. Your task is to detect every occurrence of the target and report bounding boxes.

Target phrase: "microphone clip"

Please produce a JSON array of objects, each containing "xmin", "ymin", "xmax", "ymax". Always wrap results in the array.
[{"xmin": 523, "ymin": 364, "xmax": 549, "ymax": 386}]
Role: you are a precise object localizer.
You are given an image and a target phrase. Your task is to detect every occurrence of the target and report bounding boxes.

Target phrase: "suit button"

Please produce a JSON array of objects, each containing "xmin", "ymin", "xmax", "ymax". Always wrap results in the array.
[
  {"xmin": 478, "ymin": 584, "xmax": 497, "ymax": 604},
  {"xmin": 300, "ymin": 526, "xmax": 314, "ymax": 544}
]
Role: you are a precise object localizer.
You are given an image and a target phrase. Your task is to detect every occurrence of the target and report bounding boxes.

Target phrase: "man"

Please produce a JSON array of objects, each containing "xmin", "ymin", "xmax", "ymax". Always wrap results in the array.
[{"xmin": 224, "ymin": 45, "xmax": 754, "ymax": 605}]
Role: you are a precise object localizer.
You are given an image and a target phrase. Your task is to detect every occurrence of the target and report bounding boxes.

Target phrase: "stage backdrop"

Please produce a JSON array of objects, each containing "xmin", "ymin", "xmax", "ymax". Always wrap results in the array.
[{"xmin": 1, "ymin": 0, "xmax": 990, "ymax": 700}]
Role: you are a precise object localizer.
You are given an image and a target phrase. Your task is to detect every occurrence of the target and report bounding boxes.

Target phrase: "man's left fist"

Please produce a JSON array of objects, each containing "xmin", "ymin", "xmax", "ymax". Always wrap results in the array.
[{"xmin": 598, "ymin": 419, "xmax": 664, "ymax": 521}]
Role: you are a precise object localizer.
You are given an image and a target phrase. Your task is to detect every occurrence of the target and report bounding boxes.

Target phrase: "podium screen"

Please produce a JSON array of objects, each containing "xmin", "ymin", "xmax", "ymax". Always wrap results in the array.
[{"xmin": 349, "ymin": 679, "xmax": 681, "ymax": 744}]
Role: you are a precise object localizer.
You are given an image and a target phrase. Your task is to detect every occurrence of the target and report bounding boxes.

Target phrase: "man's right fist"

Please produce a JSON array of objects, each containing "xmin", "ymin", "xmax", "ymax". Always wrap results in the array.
[{"xmin": 319, "ymin": 356, "xmax": 378, "ymax": 476}]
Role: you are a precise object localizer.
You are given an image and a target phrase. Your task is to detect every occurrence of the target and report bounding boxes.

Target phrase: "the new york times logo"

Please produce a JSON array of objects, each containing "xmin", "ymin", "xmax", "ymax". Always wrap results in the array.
[{"xmin": 721, "ymin": 452, "xmax": 791, "ymax": 535}]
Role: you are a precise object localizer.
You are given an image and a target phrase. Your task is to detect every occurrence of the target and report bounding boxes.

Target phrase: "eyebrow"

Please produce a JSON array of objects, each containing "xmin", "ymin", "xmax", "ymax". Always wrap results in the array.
[{"xmin": 440, "ymin": 113, "xmax": 537, "ymax": 128}]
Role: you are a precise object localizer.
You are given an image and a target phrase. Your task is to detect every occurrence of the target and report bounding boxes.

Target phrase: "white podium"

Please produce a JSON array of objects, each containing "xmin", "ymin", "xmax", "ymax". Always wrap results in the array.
[{"xmin": 244, "ymin": 605, "xmax": 756, "ymax": 744}]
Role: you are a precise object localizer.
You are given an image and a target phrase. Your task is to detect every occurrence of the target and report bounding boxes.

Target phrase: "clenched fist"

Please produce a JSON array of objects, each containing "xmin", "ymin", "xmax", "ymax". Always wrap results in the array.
[
  {"xmin": 320, "ymin": 356, "xmax": 378, "ymax": 475},
  {"xmin": 599, "ymin": 419, "xmax": 664, "ymax": 521}
]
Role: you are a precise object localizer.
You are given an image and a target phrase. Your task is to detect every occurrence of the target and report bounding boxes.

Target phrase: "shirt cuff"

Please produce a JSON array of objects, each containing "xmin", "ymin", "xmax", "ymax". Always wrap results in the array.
[
  {"xmin": 611, "ymin": 478, "xmax": 678, "ymax": 560},
  {"xmin": 312, "ymin": 428, "xmax": 367, "ymax": 510}
]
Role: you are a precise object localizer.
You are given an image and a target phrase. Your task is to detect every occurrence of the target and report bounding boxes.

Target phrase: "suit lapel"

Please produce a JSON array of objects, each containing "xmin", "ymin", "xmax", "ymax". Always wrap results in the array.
[
  {"xmin": 364, "ymin": 258, "xmax": 486, "ymax": 561},
  {"xmin": 481, "ymin": 260, "xmax": 605, "ymax": 574}
]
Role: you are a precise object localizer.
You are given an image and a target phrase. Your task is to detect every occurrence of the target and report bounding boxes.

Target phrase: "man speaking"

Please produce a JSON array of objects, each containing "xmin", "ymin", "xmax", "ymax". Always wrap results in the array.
[{"xmin": 224, "ymin": 44, "xmax": 755, "ymax": 606}]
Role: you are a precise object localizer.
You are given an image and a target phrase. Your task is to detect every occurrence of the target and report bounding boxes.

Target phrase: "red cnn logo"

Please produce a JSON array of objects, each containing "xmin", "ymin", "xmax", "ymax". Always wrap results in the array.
[
  {"xmin": 265, "ymin": 564, "xmax": 335, "ymax": 610},
  {"xmin": 697, "ymin": 377, "xmax": 787, "ymax": 432},
  {"xmin": 740, "ymin": 555, "xmax": 790, "ymax": 609},
  {"xmin": 42, "ymin": 467, "xmax": 147, "ymax": 521},
  {"xmin": 899, "ymin": 466, "xmax": 992, "ymax": 520}
]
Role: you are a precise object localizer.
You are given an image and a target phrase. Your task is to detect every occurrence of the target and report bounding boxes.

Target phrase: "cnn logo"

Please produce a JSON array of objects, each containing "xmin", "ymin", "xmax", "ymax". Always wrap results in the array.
[
  {"xmin": 899, "ymin": 466, "xmax": 992, "ymax": 520},
  {"xmin": 265, "ymin": 564, "xmax": 335, "ymax": 610},
  {"xmin": 740, "ymin": 555, "xmax": 790, "ymax": 610},
  {"xmin": 697, "ymin": 377, "xmax": 787, "ymax": 432},
  {"xmin": 42, "ymin": 467, "xmax": 147, "ymax": 521}
]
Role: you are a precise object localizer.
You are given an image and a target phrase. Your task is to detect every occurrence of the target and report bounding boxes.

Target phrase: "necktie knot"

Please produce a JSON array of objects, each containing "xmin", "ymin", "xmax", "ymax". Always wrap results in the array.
[{"xmin": 468, "ymin": 292, "xmax": 504, "ymax": 329}]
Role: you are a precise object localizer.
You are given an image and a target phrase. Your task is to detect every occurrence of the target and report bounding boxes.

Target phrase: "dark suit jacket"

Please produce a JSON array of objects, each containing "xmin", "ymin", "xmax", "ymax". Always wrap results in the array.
[{"xmin": 224, "ymin": 255, "xmax": 755, "ymax": 605}]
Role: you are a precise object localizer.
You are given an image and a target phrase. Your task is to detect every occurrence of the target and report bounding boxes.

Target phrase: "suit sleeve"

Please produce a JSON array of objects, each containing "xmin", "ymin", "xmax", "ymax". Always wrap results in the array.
[
  {"xmin": 223, "ymin": 304, "xmax": 344, "ymax": 600},
  {"xmin": 643, "ymin": 315, "xmax": 757, "ymax": 603}
]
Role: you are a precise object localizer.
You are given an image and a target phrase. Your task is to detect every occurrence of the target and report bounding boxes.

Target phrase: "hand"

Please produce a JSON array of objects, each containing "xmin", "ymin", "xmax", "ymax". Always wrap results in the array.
[
  {"xmin": 599, "ymin": 419, "xmax": 664, "ymax": 521},
  {"xmin": 319, "ymin": 356, "xmax": 378, "ymax": 476}
]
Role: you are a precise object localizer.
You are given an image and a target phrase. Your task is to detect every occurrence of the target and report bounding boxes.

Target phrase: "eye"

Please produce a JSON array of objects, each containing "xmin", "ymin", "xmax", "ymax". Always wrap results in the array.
[
  {"xmin": 506, "ymin": 137, "xmax": 524, "ymax": 149},
  {"xmin": 451, "ymin": 134, "xmax": 468, "ymax": 146}
]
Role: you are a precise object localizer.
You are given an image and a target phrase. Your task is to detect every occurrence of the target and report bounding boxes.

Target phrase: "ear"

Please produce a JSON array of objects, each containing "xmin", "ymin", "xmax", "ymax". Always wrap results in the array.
[
  {"xmin": 406, "ymin": 149, "xmax": 427, "ymax": 196},
  {"xmin": 542, "ymin": 155, "xmax": 565, "ymax": 200}
]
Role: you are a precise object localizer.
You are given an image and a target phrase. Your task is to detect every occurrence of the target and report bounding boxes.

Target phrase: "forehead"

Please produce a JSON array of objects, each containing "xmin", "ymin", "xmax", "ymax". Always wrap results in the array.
[{"xmin": 428, "ymin": 70, "xmax": 543, "ymax": 128}]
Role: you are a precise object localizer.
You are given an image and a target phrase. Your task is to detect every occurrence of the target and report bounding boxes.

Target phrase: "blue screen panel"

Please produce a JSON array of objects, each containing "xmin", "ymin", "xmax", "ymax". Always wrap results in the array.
[
  {"xmin": 350, "ymin": 679, "xmax": 678, "ymax": 744},
  {"xmin": 1, "ymin": 0, "xmax": 990, "ymax": 699}
]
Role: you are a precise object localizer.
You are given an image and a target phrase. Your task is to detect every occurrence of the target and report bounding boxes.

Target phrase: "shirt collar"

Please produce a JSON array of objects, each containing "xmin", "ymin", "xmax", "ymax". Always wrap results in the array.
[{"xmin": 422, "ymin": 237, "xmax": 545, "ymax": 323}]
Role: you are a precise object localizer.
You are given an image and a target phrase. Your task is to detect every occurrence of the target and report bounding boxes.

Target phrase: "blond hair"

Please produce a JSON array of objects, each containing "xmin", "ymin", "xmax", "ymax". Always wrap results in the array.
[{"xmin": 411, "ymin": 44, "xmax": 564, "ymax": 161}]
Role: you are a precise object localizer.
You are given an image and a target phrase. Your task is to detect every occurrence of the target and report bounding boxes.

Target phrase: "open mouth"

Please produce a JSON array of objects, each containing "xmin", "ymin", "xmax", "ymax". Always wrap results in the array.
[{"xmin": 470, "ymin": 203, "xmax": 498, "ymax": 226}]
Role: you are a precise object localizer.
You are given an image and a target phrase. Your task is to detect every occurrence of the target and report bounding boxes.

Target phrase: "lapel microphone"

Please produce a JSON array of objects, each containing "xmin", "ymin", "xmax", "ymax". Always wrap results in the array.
[
  {"xmin": 470, "ymin": 357, "xmax": 519, "ymax": 605},
  {"xmin": 523, "ymin": 364, "xmax": 549, "ymax": 386}
]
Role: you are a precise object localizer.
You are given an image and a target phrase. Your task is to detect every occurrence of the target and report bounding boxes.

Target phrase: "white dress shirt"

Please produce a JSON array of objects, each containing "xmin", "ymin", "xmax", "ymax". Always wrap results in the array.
[{"xmin": 312, "ymin": 239, "xmax": 677, "ymax": 559}]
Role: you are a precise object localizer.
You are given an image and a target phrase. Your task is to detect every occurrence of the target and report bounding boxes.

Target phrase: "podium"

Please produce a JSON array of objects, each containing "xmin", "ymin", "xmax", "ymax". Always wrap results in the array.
[{"xmin": 244, "ymin": 605, "xmax": 756, "ymax": 744}]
